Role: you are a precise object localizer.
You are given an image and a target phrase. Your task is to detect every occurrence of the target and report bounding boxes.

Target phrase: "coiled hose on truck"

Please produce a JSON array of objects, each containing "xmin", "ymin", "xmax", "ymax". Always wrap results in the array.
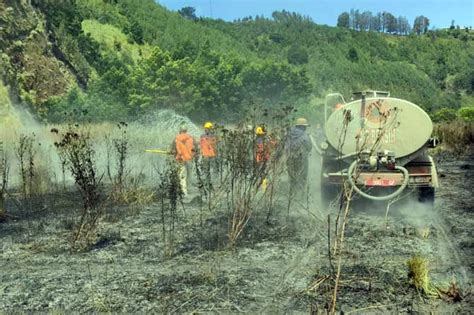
[{"xmin": 347, "ymin": 160, "xmax": 410, "ymax": 201}]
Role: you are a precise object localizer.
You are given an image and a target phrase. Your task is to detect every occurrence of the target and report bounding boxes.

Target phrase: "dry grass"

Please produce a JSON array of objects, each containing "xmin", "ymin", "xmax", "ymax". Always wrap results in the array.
[
  {"xmin": 109, "ymin": 179, "xmax": 155, "ymax": 206},
  {"xmin": 434, "ymin": 120, "xmax": 474, "ymax": 155},
  {"xmin": 438, "ymin": 279, "xmax": 464, "ymax": 302}
]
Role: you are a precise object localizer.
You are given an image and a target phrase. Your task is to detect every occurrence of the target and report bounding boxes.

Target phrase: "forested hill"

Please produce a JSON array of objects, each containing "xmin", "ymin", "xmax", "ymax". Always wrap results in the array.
[{"xmin": 1, "ymin": 0, "xmax": 473, "ymax": 123}]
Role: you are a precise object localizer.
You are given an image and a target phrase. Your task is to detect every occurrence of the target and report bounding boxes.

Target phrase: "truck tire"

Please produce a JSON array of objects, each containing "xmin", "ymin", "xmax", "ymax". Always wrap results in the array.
[{"xmin": 418, "ymin": 187, "xmax": 435, "ymax": 205}]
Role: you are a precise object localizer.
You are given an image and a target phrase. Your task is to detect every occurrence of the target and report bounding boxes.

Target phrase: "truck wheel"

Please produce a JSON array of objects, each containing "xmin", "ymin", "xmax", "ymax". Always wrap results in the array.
[{"xmin": 418, "ymin": 187, "xmax": 435, "ymax": 205}]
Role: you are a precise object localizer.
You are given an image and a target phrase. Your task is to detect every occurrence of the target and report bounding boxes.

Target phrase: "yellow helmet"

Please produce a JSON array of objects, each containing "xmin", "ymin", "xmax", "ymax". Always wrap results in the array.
[
  {"xmin": 255, "ymin": 126, "xmax": 265, "ymax": 135},
  {"xmin": 295, "ymin": 117, "xmax": 309, "ymax": 126},
  {"xmin": 204, "ymin": 122, "xmax": 213, "ymax": 129}
]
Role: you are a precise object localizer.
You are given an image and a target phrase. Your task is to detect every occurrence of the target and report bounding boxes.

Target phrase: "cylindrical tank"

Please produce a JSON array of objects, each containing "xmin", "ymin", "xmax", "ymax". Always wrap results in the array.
[{"xmin": 325, "ymin": 97, "xmax": 433, "ymax": 162}]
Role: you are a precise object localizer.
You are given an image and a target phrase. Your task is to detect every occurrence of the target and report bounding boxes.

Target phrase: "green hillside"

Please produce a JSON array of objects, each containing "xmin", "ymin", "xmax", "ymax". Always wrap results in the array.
[{"xmin": 1, "ymin": 0, "xmax": 473, "ymax": 123}]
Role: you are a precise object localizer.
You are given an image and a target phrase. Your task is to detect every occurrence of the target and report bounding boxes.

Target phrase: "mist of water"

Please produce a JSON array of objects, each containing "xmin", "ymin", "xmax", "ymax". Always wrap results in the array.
[{"xmin": 1, "ymin": 103, "xmax": 201, "ymax": 189}]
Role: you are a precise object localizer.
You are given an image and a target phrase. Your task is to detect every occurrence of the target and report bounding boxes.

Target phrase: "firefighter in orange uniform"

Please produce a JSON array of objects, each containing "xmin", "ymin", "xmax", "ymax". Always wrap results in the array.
[
  {"xmin": 171, "ymin": 125, "xmax": 195, "ymax": 196},
  {"xmin": 200, "ymin": 122, "xmax": 218, "ymax": 189},
  {"xmin": 255, "ymin": 126, "xmax": 271, "ymax": 164}
]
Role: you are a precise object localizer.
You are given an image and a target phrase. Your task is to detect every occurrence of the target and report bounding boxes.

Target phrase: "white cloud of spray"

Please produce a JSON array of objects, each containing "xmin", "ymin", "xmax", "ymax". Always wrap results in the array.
[{"xmin": 1, "ymin": 104, "xmax": 201, "ymax": 189}]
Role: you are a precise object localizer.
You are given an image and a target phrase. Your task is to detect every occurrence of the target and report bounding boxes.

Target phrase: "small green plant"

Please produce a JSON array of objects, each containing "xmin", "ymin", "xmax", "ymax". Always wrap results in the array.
[{"xmin": 407, "ymin": 255, "xmax": 437, "ymax": 296}]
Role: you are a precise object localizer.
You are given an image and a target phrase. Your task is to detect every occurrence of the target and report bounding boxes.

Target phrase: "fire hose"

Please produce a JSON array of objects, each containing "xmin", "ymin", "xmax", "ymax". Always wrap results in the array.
[
  {"xmin": 347, "ymin": 160, "xmax": 410, "ymax": 201},
  {"xmin": 144, "ymin": 149, "xmax": 171, "ymax": 155},
  {"xmin": 309, "ymin": 135, "xmax": 322, "ymax": 155}
]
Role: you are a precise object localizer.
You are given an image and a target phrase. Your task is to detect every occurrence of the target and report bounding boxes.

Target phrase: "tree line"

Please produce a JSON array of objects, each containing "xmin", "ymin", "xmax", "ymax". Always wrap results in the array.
[
  {"xmin": 38, "ymin": 2, "xmax": 474, "ymax": 121},
  {"xmin": 337, "ymin": 9, "xmax": 430, "ymax": 35},
  {"xmin": 4, "ymin": 0, "xmax": 472, "ymax": 124}
]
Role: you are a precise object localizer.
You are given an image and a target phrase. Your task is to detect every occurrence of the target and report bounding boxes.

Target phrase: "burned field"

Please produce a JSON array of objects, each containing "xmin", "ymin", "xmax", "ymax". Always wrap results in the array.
[
  {"xmin": 1, "ymin": 0, "xmax": 473, "ymax": 311},
  {"xmin": 0, "ymin": 122, "xmax": 472, "ymax": 313}
]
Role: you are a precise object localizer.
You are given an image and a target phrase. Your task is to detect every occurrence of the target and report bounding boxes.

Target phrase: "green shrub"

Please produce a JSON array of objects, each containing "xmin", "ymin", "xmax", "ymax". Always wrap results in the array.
[
  {"xmin": 458, "ymin": 107, "xmax": 474, "ymax": 122},
  {"xmin": 432, "ymin": 108, "xmax": 457, "ymax": 123}
]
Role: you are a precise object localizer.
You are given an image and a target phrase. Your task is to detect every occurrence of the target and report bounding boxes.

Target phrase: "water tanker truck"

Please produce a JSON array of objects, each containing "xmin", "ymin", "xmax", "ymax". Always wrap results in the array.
[{"xmin": 319, "ymin": 90, "xmax": 439, "ymax": 205}]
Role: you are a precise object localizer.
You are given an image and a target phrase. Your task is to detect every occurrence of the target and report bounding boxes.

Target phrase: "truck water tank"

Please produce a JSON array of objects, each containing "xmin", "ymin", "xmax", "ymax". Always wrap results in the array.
[{"xmin": 325, "ymin": 97, "xmax": 433, "ymax": 159}]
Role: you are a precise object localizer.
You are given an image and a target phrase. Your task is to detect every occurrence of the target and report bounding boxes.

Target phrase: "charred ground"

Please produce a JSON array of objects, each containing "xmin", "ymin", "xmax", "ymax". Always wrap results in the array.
[{"xmin": 0, "ymin": 152, "xmax": 472, "ymax": 313}]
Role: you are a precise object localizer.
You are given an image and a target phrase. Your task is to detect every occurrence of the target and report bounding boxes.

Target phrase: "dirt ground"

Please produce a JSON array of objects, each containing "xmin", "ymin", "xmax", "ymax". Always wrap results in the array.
[{"xmin": 0, "ymin": 153, "xmax": 472, "ymax": 313}]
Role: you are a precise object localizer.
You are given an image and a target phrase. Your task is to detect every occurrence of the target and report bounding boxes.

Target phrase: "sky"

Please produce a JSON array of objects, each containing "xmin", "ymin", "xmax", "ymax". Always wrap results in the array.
[{"xmin": 157, "ymin": 0, "xmax": 474, "ymax": 29}]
